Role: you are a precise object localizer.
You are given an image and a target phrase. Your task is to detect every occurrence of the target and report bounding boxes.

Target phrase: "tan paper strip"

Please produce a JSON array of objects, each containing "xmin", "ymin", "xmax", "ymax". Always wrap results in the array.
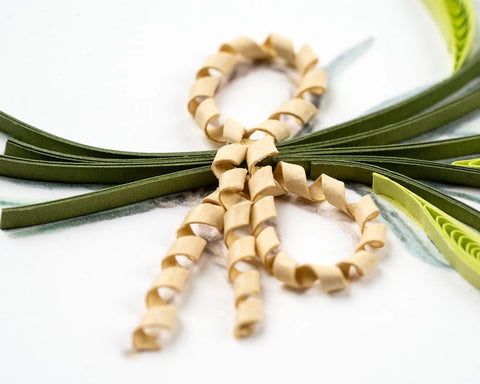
[
  {"xmin": 188, "ymin": 76, "xmax": 220, "ymax": 115},
  {"xmin": 220, "ymin": 36, "xmax": 271, "ymax": 61},
  {"xmin": 263, "ymin": 34, "xmax": 296, "ymax": 65},
  {"xmin": 133, "ymin": 199, "xmax": 224, "ymax": 351},
  {"xmin": 197, "ymin": 51, "xmax": 238, "ymax": 78},
  {"xmin": 295, "ymin": 45, "xmax": 319, "ymax": 75},
  {"xmin": 296, "ymin": 69, "xmax": 327, "ymax": 98},
  {"xmin": 245, "ymin": 120, "xmax": 290, "ymax": 142},
  {"xmin": 269, "ymin": 98, "xmax": 318, "ymax": 123},
  {"xmin": 133, "ymin": 305, "xmax": 178, "ymax": 351}
]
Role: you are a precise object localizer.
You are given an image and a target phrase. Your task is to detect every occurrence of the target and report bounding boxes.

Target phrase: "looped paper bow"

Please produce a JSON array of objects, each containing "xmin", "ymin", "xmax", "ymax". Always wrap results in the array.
[{"xmin": 133, "ymin": 34, "xmax": 387, "ymax": 350}]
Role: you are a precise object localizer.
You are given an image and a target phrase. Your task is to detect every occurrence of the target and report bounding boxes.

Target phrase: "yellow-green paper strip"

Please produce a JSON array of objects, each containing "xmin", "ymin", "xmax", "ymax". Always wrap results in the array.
[
  {"xmin": 372, "ymin": 173, "xmax": 480, "ymax": 289},
  {"xmin": 452, "ymin": 158, "xmax": 480, "ymax": 167},
  {"xmin": 422, "ymin": 0, "xmax": 476, "ymax": 71}
]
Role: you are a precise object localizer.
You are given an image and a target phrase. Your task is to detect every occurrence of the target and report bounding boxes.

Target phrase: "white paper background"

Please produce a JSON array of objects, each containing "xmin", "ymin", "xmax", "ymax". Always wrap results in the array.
[{"xmin": 0, "ymin": 1, "xmax": 479, "ymax": 383}]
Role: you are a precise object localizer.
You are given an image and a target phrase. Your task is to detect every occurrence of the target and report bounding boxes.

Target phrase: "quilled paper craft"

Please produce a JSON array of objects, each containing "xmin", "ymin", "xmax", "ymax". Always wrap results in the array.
[{"xmin": 0, "ymin": 0, "xmax": 479, "ymax": 353}]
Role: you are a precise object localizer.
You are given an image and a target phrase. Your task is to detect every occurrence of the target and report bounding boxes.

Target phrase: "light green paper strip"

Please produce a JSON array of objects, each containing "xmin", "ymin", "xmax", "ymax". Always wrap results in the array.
[
  {"xmin": 373, "ymin": 172, "xmax": 480, "ymax": 289},
  {"xmin": 422, "ymin": 0, "xmax": 476, "ymax": 71},
  {"xmin": 452, "ymin": 158, "xmax": 480, "ymax": 167}
]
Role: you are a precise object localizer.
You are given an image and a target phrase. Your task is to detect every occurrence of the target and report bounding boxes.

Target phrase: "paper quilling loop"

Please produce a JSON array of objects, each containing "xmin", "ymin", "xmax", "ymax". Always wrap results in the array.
[
  {"xmin": 188, "ymin": 34, "xmax": 326, "ymax": 143},
  {"xmin": 132, "ymin": 35, "xmax": 387, "ymax": 351},
  {"xmin": 259, "ymin": 161, "xmax": 387, "ymax": 291}
]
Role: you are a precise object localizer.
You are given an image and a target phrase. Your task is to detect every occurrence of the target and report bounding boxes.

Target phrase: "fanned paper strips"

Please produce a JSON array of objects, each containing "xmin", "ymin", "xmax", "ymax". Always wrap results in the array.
[{"xmin": 132, "ymin": 35, "xmax": 387, "ymax": 350}]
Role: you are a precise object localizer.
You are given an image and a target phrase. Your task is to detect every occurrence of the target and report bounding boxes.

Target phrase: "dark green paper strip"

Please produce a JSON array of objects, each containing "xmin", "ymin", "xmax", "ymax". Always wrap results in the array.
[
  {"xmin": 277, "ymin": 134, "xmax": 480, "ymax": 160},
  {"xmin": 0, "ymin": 155, "xmax": 208, "ymax": 183},
  {"xmin": 280, "ymin": 155, "xmax": 480, "ymax": 187},
  {"xmin": 0, "ymin": 110, "xmax": 213, "ymax": 160},
  {"xmin": 0, "ymin": 166, "xmax": 216, "ymax": 229},
  {"xmin": 3, "ymin": 138, "xmax": 215, "ymax": 164},
  {"xmin": 280, "ymin": 87, "xmax": 480, "ymax": 150}
]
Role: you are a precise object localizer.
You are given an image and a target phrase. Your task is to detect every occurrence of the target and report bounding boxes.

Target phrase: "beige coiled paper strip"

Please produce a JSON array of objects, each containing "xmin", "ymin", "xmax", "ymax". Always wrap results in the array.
[{"xmin": 132, "ymin": 35, "xmax": 387, "ymax": 351}]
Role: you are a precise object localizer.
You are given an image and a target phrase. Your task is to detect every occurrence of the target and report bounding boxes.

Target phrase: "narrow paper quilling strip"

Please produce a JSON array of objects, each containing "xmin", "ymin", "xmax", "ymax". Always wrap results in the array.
[
  {"xmin": 188, "ymin": 76, "xmax": 220, "ymax": 115},
  {"xmin": 190, "ymin": 34, "xmax": 320, "ymax": 145},
  {"xmin": 209, "ymin": 141, "xmax": 264, "ymax": 338},
  {"xmin": 224, "ymin": 206, "xmax": 263, "ymax": 338},
  {"xmin": 296, "ymin": 69, "xmax": 327, "ymax": 98},
  {"xmin": 220, "ymin": 36, "xmax": 271, "ymax": 61},
  {"xmin": 132, "ymin": 201, "xmax": 224, "ymax": 351},
  {"xmin": 373, "ymin": 172, "xmax": 480, "ymax": 288},
  {"xmin": 452, "ymin": 158, "xmax": 480, "ymax": 168},
  {"xmin": 251, "ymin": 161, "xmax": 387, "ymax": 291}
]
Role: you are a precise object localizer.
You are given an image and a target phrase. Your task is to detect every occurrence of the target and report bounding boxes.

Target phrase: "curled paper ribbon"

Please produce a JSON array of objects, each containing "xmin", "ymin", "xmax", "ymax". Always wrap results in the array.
[
  {"xmin": 133, "ymin": 201, "xmax": 224, "ymax": 350},
  {"xmin": 262, "ymin": 161, "xmax": 386, "ymax": 291},
  {"xmin": 132, "ymin": 35, "xmax": 386, "ymax": 351}
]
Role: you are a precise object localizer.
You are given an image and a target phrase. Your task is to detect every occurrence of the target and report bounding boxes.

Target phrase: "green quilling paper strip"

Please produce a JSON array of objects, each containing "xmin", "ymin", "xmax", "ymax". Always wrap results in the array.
[
  {"xmin": 452, "ymin": 158, "xmax": 480, "ymax": 167},
  {"xmin": 422, "ymin": 0, "xmax": 476, "ymax": 70},
  {"xmin": 279, "ymin": 155, "xmax": 480, "ymax": 187},
  {"xmin": 279, "ymin": 134, "xmax": 480, "ymax": 160},
  {"xmin": 0, "ymin": 166, "xmax": 216, "ymax": 229},
  {"xmin": 280, "ymin": 87, "xmax": 480, "ymax": 150},
  {"xmin": 373, "ymin": 172, "xmax": 480, "ymax": 289},
  {"xmin": 2, "ymin": 137, "xmax": 215, "ymax": 164},
  {"xmin": 0, "ymin": 156, "xmax": 209, "ymax": 184}
]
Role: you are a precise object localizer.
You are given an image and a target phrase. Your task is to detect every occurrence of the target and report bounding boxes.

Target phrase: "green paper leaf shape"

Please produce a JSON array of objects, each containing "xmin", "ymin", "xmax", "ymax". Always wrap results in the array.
[
  {"xmin": 453, "ymin": 158, "xmax": 480, "ymax": 167},
  {"xmin": 373, "ymin": 172, "xmax": 480, "ymax": 289},
  {"xmin": 422, "ymin": 0, "xmax": 476, "ymax": 71}
]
